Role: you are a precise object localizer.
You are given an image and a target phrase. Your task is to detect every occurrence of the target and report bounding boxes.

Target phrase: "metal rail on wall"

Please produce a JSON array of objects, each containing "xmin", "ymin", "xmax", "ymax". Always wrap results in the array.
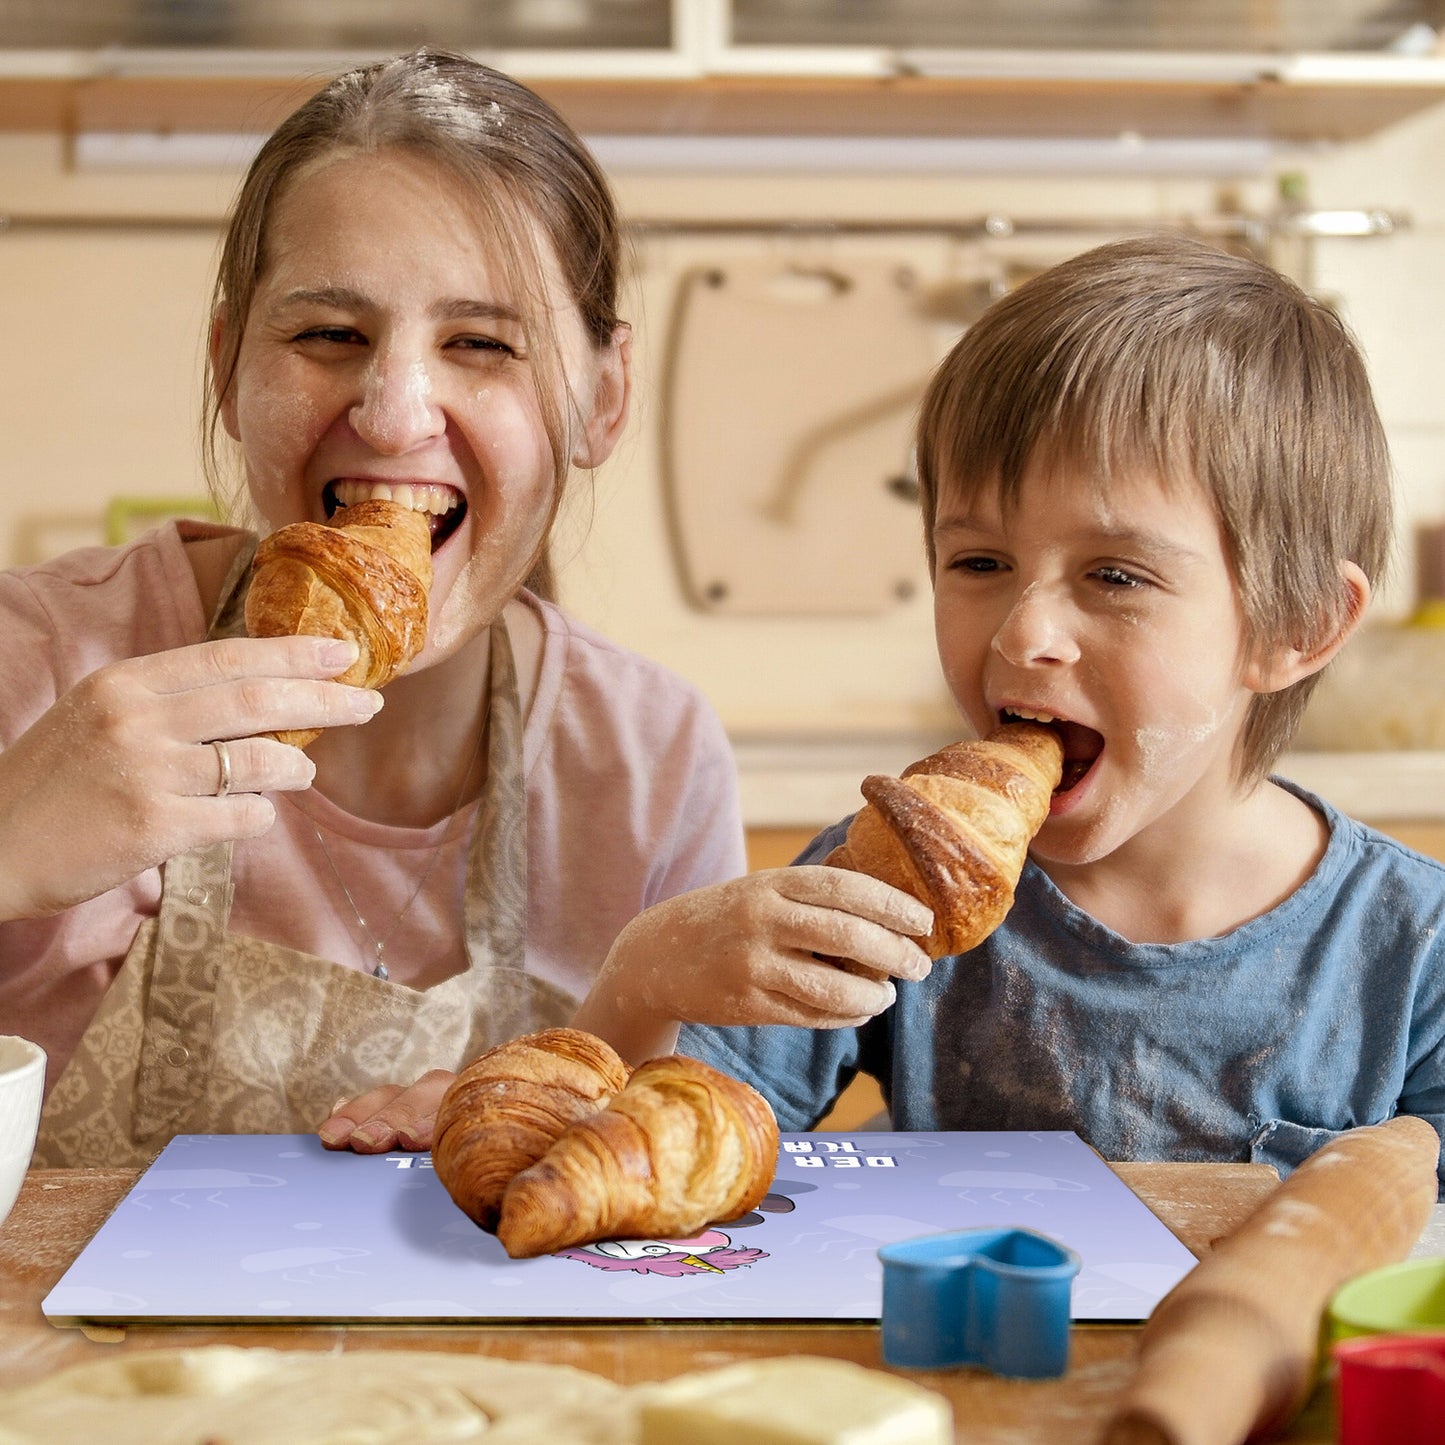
[{"xmin": 0, "ymin": 206, "xmax": 1407, "ymax": 246}]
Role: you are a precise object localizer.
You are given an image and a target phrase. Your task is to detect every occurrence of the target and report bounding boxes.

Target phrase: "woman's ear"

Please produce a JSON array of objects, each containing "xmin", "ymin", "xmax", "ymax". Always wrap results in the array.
[
  {"xmin": 571, "ymin": 323, "xmax": 632, "ymax": 469},
  {"xmin": 209, "ymin": 310, "xmax": 241, "ymax": 442},
  {"xmin": 1244, "ymin": 560, "xmax": 1372, "ymax": 694}
]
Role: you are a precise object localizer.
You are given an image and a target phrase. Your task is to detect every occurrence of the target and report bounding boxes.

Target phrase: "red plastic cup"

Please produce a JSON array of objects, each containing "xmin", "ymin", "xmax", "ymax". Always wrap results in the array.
[{"xmin": 1332, "ymin": 1334, "xmax": 1445, "ymax": 1444}]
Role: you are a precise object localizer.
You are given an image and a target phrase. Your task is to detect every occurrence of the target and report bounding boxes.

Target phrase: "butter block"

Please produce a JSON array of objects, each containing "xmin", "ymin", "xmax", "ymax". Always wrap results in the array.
[{"xmin": 636, "ymin": 1356, "xmax": 952, "ymax": 1445}]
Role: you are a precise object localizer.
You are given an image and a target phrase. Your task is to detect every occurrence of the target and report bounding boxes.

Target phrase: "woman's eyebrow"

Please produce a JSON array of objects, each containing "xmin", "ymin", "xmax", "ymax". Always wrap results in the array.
[
  {"xmin": 431, "ymin": 297, "xmax": 524, "ymax": 324},
  {"xmin": 276, "ymin": 286, "xmax": 522, "ymax": 324},
  {"xmin": 277, "ymin": 285, "xmax": 370, "ymax": 310}
]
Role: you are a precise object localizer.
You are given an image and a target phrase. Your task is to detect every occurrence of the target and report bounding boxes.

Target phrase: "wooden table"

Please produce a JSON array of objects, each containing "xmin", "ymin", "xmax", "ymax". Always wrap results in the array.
[{"xmin": 0, "ymin": 1161, "xmax": 1341, "ymax": 1442}]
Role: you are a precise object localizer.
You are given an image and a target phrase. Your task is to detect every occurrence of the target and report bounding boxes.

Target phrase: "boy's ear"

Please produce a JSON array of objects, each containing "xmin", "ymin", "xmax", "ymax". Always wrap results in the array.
[
  {"xmin": 209, "ymin": 310, "xmax": 241, "ymax": 442},
  {"xmin": 571, "ymin": 324, "xmax": 632, "ymax": 469},
  {"xmin": 1244, "ymin": 560, "xmax": 1371, "ymax": 694}
]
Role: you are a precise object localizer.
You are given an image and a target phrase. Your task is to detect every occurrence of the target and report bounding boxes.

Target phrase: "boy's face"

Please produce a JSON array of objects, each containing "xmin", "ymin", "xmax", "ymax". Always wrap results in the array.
[{"xmin": 932, "ymin": 459, "xmax": 1266, "ymax": 867}]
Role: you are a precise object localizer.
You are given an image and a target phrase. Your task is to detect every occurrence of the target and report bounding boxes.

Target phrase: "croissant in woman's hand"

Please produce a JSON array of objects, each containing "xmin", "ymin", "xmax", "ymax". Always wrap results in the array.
[
  {"xmin": 244, "ymin": 498, "xmax": 433, "ymax": 747},
  {"xmin": 827, "ymin": 721, "xmax": 1062, "ymax": 958}
]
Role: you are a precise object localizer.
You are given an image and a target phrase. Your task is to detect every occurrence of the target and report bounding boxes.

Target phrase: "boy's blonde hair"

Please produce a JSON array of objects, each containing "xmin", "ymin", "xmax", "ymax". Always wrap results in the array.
[{"xmin": 916, "ymin": 232, "xmax": 1392, "ymax": 784}]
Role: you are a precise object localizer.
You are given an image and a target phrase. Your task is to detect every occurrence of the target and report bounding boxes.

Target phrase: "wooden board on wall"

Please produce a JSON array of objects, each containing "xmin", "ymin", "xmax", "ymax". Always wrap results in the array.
[{"xmin": 662, "ymin": 256, "xmax": 937, "ymax": 616}]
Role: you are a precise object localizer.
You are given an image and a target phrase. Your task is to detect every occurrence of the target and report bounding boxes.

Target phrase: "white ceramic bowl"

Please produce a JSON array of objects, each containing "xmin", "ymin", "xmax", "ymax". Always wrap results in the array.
[{"xmin": 0, "ymin": 1036, "xmax": 46, "ymax": 1232}]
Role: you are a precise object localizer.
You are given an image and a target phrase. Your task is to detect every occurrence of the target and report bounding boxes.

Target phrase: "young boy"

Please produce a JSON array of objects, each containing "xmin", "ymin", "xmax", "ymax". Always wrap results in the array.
[{"xmin": 615, "ymin": 232, "xmax": 1445, "ymax": 1186}]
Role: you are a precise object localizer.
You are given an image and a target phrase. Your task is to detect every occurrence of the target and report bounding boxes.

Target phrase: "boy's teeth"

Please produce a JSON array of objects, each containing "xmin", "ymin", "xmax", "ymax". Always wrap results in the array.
[{"xmin": 333, "ymin": 480, "xmax": 458, "ymax": 515}]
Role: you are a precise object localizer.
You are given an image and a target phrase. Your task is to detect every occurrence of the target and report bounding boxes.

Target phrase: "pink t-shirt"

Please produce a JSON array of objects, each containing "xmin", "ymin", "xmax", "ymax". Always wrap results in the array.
[{"xmin": 0, "ymin": 523, "xmax": 746, "ymax": 1092}]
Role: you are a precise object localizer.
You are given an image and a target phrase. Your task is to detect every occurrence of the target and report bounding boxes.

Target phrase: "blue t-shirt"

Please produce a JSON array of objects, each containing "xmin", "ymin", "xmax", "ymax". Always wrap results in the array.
[{"xmin": 683, "ymin": 781, "xmax": 1445, "ymax": 1189}]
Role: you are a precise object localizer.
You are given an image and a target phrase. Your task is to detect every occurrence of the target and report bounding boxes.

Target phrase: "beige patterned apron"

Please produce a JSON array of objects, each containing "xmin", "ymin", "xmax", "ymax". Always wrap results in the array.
[{"xmin": 35, "ymin": 544, "xmax": 569, "ymax": 1168}]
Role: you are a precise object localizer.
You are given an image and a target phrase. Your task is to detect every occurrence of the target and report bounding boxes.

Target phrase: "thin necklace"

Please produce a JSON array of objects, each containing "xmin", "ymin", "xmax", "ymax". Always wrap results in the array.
[{"xmin": 302, "ymin": 716, "xmax": 488, "ymax": 981}]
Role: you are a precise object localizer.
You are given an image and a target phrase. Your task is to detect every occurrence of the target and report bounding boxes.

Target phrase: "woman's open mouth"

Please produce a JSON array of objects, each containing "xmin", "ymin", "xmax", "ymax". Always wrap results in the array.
[
  {"xmin": 325, "ymin": 479, "xmax": 467, "ymax": 552},
  {"xmin": 1000, "ymin": 708, "xmax": 1104, "ymax": 793}
]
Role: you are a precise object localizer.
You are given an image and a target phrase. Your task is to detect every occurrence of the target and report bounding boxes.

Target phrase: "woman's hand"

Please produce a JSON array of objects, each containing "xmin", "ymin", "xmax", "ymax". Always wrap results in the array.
[
  {"xmin": 318, "ymin": 1070, "xmax": 455, "ymax": 1153},
  {"xmin": 573, "ymin": 866, "xmax": 935, "ymax": 1064},
  {"xmin": 0, "ymin": 634, "xmax": 382, "ymax": 922}
]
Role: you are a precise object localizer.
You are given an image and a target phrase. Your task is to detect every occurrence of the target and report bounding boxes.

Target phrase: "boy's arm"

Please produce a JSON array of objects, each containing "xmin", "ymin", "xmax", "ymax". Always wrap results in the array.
[
  {"xmin": 570, "ymin": 865, "xmax": 933, "ymax": 1068},
  {"xmin": 680, "ymin": 1018, "xmax": 867, "ymax": 1133}
]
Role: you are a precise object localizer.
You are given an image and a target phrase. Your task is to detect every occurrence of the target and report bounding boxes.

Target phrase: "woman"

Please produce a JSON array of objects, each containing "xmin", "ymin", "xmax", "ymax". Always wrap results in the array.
[{"xmin": 4, "ymin": 49, "xmax": 744, "ymax": 1166}]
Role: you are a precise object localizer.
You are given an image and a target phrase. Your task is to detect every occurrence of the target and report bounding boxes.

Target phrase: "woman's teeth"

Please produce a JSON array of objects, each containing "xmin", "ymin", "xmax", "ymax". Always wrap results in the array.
[
  {"xmin": 331, "ymin": 479, "xmax": 459, "ymax": 516},
  {"xmin": 1004, "ymin": 708, "xmax": 1060, "ymax": 724}
]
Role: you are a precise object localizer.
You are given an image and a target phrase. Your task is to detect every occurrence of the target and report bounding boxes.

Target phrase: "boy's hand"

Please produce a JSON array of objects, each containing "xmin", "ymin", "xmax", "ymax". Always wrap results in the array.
[
  {"xmin": 576, "ymin": 867, "xmax": 934, "ymax": 1062},
  {"xmin": 318, "ymin": 1069, "xmax": 456, "ymax": 1153}
]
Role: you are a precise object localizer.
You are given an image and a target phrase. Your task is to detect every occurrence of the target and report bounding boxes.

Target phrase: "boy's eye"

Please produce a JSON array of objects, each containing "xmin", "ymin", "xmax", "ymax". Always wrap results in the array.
[
  {"xmin": 950, "ymin": 554, "xmax": 1002, "ymax": 575},
  {"xmin": 1093, "ymin": 565, "xmax": 1146, "ymax": 589}
]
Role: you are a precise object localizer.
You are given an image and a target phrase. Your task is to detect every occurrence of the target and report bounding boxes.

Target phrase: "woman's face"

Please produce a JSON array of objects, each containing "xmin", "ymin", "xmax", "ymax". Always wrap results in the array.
[{"xmin": 219, "ymin": 147, "xmax": 627, "ymax": 664}]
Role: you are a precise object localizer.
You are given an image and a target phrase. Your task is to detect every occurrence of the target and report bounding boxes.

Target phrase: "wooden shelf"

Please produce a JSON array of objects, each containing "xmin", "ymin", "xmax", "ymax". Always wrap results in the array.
[{"xmin": 2, "ymin": 69, "xmax": 1444, "ymax": 143}]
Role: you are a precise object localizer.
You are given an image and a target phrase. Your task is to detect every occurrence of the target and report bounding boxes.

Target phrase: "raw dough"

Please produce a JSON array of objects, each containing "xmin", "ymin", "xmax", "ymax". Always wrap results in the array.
[
  {"xmin": 636, "ymin": 1355, "xmax": 952, "ymax": 1445},
  {"xmin": 0, "ymin": 1346, "xmax": 954, "ymax": 1445},
  {"xmin": 0, "ymin": 1347, "xmax": 632, "ymax": 1444}
]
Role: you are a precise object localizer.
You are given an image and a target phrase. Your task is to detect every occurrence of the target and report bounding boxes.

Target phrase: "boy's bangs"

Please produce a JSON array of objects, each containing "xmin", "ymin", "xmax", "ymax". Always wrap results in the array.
[{"xmin": 931, "ymin": 349, "xmax": 1200, "ymax": 516}]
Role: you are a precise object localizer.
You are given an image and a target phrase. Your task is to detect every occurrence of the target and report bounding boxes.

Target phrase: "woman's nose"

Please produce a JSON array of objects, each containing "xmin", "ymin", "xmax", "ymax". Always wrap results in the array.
[
  {"xmin": 348, "ymin": 349, "xmax": 445, "ymax": 452},
  {"xmin": 991, "ymin": 583, "xmax": 1081, "ymax": 668}
]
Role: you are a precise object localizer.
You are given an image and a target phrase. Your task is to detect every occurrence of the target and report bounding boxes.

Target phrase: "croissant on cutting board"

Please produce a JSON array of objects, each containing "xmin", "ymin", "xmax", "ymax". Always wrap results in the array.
[
  {"xmin": 431, "ymin": 1028, "xmax": 780, "ymax": 1259},
  {"xmin": 432, "ymin": 1028, "xmax": 631, "ymax": 1232},
  {"xmin": 244, "ymin": 498, "xmax": 433, "ymax": 748},
  {"xmin": 827, "ymin": 721, "xmax": 1062, "ymax": 958}
]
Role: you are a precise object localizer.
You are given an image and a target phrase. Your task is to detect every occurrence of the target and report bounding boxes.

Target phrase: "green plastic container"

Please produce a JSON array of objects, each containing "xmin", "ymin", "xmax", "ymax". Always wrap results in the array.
[{"xmin": 1328, "ymin": 1258, "xmax": 1445, "ymax": 1344}]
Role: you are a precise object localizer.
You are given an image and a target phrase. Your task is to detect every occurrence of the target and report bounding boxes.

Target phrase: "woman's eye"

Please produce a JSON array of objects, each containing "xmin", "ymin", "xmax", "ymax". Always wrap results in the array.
[
  {"xmin": 452, "ymin": 334, "xmax": 519, "ymax": 358},
  {"xmin": 294, "ymin": 325, "xmax": 364, "ymax": 346}
]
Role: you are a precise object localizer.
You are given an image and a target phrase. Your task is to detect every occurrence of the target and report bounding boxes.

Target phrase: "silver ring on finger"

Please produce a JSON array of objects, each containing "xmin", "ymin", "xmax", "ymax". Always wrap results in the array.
[{"xmin": 211, "ymin": 739, "xmax": 233, "ymax": 798}]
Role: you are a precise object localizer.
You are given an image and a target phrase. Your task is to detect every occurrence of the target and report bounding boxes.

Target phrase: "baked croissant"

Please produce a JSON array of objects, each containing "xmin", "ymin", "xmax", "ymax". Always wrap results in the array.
[
  {"xmin": 496, "ymin": 1051, "xmax": 780, "ymax": 1259},
  {"xmin": 432, "ymin": 1028, "xmax": 631, "ymax": 1232},
  {"xmin": 826, "ymin": 721, "xmax": 1062, "ymax": 958},
  {"xmin": 244, "ymin": 498, "xmax": 433, "ymax": 747}
]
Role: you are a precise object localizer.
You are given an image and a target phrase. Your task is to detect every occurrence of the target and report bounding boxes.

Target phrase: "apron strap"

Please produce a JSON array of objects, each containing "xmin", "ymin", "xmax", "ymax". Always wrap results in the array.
[
  {"xmin": 464, "ymin": 615, "xmax": 527, "ymax": 970},
  {"xmin": 130, "ymin": 537, "xmax": 255, "ymax": 1139},
  {"xmin": 131, "ymin": 841, "xmax": 234, "ymax": 1140}
]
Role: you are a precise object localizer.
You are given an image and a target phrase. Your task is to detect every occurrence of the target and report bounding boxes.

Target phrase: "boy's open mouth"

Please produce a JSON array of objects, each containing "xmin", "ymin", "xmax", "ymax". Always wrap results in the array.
[
  {"xmin": 1000, "ymin": 708, "xmax": 1104, "ymax": 793},
  {"xmin": 325, "ymin": 479, "xmax": 467, "ymax": 552}
]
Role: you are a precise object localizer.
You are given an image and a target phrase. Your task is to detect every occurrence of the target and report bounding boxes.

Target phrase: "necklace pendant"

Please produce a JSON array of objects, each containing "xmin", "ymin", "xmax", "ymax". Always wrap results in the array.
[{"xmin": 373, "ymin": 946, "xmax": 389, "ymax": 982}]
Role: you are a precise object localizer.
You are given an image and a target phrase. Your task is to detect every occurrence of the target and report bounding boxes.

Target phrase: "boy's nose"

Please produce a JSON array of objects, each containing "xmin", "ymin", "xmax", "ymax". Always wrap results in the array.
[
  {"xmin": 348, "ymin": 349, "xmax": 445, "ymax": 453},
  {"xmin": 991, "ymin": 584, "xmax": 1081, "ymax": 668}
]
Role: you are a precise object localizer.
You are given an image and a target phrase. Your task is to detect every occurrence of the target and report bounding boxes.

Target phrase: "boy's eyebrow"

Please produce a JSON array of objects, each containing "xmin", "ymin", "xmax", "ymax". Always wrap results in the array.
[
  {"xmin": 1085, "ymin": 525, "xmax": 1207, "ymax": 566},
  {"xmin": 276, "ymin": 286, "xmax": 523, "ymax": 323},
  {"xmin": 933, "ymin": 512, "xmax": 1207, "ymax": 566}
]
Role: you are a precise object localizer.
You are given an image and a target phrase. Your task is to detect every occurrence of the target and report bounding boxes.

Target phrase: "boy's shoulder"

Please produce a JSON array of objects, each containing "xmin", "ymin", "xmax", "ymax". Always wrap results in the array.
[{"xmin": 1283, "ymin": 777, "xmax": 1445, "ymax": 892}]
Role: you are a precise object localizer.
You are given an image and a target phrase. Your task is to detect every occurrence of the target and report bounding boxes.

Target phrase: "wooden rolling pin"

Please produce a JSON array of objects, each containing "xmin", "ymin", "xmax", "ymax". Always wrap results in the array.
[{"xmin": 1101, "ymin": 1115, "xmax": 1441, "ymax": 1445}]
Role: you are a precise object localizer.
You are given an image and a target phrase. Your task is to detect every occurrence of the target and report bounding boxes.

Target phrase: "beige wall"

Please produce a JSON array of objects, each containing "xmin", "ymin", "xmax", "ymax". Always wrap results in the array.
[{"xmin": 0, "ymin": 105, "xmax": 1439, "ymax": 741}]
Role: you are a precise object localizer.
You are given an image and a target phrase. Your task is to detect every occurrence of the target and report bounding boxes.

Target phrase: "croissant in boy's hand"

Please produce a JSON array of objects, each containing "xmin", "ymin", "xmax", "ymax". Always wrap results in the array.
[
  {"xmin": 244, "ymin": 498, "xmax": 433, "ymax": 748},
  {"xmin": 827, "ymin": 721, "xmax": 1063, "ymax": 958},
  {"xmin": 431, "ymin": 1027, "xmax": 781, "ymax": 1259}
]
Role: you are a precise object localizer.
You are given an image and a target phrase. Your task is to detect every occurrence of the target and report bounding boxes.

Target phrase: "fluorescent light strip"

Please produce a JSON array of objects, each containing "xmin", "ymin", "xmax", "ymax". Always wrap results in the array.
[{"xmin": 588, "ymin": 133, "xmax": 1277, "ymax": 175}]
